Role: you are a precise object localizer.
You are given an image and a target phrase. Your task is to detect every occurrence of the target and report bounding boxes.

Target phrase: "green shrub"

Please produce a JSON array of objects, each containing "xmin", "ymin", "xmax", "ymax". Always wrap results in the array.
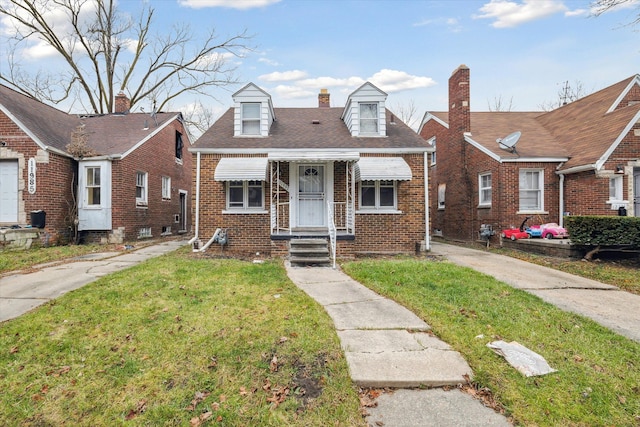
[{"xmin": 565, "ymin": 215, "xmax": 640, "ymax": 247}]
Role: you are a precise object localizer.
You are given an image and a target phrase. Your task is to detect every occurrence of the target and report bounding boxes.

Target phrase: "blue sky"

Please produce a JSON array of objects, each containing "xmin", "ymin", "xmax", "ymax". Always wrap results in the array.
[{"xmin": 2, "ymin": 0, "xmax": 639, "ymax": 129}]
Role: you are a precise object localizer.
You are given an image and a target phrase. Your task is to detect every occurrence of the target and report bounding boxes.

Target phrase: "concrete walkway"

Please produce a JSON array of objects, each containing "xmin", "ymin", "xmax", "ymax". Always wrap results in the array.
[
  {"xmin": 0, "ymin": 239, "xmax": 188, "ymax": 323},
  {"xmin": 431, "ymin": 242, "xmax": 640, "ymax": 343},
  {"xmin": 285, "ymin": 262, "xmax": 511, "ymax": 427}
]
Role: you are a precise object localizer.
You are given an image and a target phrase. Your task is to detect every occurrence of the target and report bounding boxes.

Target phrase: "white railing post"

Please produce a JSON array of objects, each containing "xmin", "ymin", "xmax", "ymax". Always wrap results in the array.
[{"xmin": 327, "ymin": 201, "xmax": 337, "ymax": 269}]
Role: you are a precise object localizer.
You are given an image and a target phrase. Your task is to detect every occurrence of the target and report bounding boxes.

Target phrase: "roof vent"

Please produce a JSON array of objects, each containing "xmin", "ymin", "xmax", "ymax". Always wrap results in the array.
[{"xmin": 312, "ymin": 120, "xmax": 320, "ymax": 124}]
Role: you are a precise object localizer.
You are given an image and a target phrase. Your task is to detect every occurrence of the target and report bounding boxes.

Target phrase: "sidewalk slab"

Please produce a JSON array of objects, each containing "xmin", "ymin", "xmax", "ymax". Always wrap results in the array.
[
  {"xmin": 324, "ymin": 298, "xmax": 430, "ymax": 331},
  {"xmin": 365, "ymin": 389, "xmax": 511, "ymax": 427},
  {"xmin": 294, "ymin": 280, "xmax": 384, "ymax": 305}
]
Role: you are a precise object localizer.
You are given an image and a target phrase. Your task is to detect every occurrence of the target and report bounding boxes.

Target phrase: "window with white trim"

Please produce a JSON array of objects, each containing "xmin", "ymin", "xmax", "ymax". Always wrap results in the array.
[
  {"xmin": 430, "ymin": 139, "xmax": 436, "ymax": 165},
  {"xmin": 359, "ymin": 103, "xmax": 378, "ymax": 134},
  {"xmin": 519, "ymin": 169, "xmax": 543, "ymax": 211},
  {"xmin": 85, "ymin": 166, "xmax": 101, "ymax": 206},
  {"xmin": 241, "ymin": 103, "xmax": 261, "ymax": 135},
  {"xmin": 138, "ymin": 227, "xmax": 152, "ymax": 238},
  {"xmin": 479, "ymin": 172, "xmax": 492, "ymax": 207},
  {"xmin": 136, "ymin": 171, "xmax": 148, "ymax": 206},
  {"xmin": 609, "ymin": 175, "xmax": 623, "ymax": 201},
  {"xmin": 162, "ymin": 176, "xmax": 171, "ymax": 200},
  {"xmin": 360, "ymin": 180, "xmax": 396, "ymax": 210},
  {"xmin": 227, "ymin": 180, "xmax": 263, "ymax": 210},
  {"xmin": 438, "ymin": 183, "xmax": 446, "ymax": 209}
]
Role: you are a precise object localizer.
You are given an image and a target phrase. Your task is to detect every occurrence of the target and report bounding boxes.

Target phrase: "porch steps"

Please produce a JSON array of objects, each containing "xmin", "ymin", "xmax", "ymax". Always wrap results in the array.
[{"xmin": 289, "ymin": 238, "xmax": 331, "ymax": 266}]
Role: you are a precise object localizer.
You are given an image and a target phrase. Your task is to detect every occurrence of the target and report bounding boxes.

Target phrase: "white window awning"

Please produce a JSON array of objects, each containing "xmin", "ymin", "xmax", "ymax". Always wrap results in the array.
[
  {"xmin": 355, "ymin": 157, "xmax": 412, "ymax": 181},
  {"xmin": 214, "ymin": 157, "xmax": 268, "ymax": 181},
  {"xmin": 268, "ymin": 151, "xmax": 360, "ymax": 162}
]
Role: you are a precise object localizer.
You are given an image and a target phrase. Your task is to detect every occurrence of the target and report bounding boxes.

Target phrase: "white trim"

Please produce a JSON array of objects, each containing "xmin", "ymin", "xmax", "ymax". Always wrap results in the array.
[
  {"xmin": 268, "ymin": 151, "xmax": 360, "ymax": 162},
  {"xmin": 501, "ymin": 157, "xmax": 569, "ymax": 163},
  {"xmin": 464, "ymin": 135, "xmax": 501, "ymax": 162},
  {"xmin": 478, "ymin": 172, "xmax": 492, "ymax": 207},
  {"xmin": 519, "ymin": 168, "xmax": 544, "ymax": 212},
  {"xmin": 558, "ymin": 164, "xmax": 597, "ymax": 175},
  {"xmin": 606, "ymin": 75, "xmax": 640, "ymax": 113},
  {"xmin": 191, "ymin": 147, "xmax": 430, "ymax": 154},
  {"xmin": 417, "ymin": 112, "xmax": 449, "ymax": 134},
  {"xmin": 595, "ymin": 110, "xmax": 640, "ymax": 170},
  {"xmin": 121, "ymin": 113, "xmax": 180, "ymax": 159}
]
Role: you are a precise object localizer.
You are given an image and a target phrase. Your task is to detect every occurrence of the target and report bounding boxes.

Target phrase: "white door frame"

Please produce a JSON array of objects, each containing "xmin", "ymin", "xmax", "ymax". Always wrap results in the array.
[{"xmin": 290, "ymin": 162, "xmax": 334, "ymax": 229}]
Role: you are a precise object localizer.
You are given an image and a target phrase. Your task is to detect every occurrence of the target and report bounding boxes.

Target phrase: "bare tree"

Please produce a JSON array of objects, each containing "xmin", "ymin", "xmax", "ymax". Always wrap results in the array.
[
  {"xmin": 538, "ymin": 80, "xmax": 589, "ymax": 111},
  {"xmin": 390, "ymin": 99, "xmax": 419, "ymax": 130},
  {"xmin": 591, "ymin": 0, "xmax": 640, "ymax": 25},
  {"xmin": 0, "ymin": 0, "xmax": 253, "ymax": 114},
  {"xmin": 487, "ymin": 95, "xmax": 514, "ymax": 112}
]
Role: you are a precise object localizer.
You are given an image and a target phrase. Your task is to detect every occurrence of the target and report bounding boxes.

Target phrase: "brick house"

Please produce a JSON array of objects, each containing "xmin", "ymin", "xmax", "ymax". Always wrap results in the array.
[
  {"xmin": 419, "ymin": 65, "xmax": 640, "ymax": 242},
  {"xmin": 0, "ymin": 85, "xmax": 192, "ymax": 245},
  {"xmin": 190, "ymin": 82, "xmax": 432, "ymax": 261}
]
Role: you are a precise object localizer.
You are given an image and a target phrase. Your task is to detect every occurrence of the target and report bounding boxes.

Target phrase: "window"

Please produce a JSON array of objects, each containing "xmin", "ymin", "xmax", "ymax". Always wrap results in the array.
[
  {"xmin": 175, "ymin": 131, "xmax": 183, "ymax": 160},
  {"xmin": 227, "ymin": 180, "xmax": 263, "ymax": 209},
  {"xmin": 136, "ymin": 171, "xmax": 148, "ymax": 206},
  {"xmin": 609, "ymin": 176, "xmax": 623, "ymax": 201},
  {"xmin": 360, "ymin": 180, "xmax": 396, "ymax": 210},
  {"xmin": 430, "ymin": 141, "xmax": 436, "ymax": 165},
  {"xmin": 162, "ymin": 176, "xmax": 171, "ymax": 200},
  {"xmin": 241, "ymin": 103, "xmax": 261, "ymax": 135},
  {"xmin": 438, "ymin": 183, "xmax": 446, "ymax": 209},
  {"xmin": 138, "ymin": 227, "xmax": 152, "ymax": 238},
  {"xmin": 519, "ymin": 169, "xmax": 543, "ymax": 211},
  {"xmin": 359, "ymin": 103, "xmax": 378, "ymax": 134},
  {"xmin": 86, "ymin": 166, "xmax": 101, "ymax": 206},
  {"xmin": 479, "ymin": 173, "xmax": 492, "ymax": 206}
]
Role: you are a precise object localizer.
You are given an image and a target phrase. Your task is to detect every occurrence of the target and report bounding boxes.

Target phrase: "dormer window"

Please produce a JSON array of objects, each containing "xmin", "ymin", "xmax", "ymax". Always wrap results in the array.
[
  {"xmin": 241, "ymin": 103, "xmax": 261, "ymax": 135},
  {"xmin": 360, "ymin": 103, "xmax": 379, "ymax": 134}
]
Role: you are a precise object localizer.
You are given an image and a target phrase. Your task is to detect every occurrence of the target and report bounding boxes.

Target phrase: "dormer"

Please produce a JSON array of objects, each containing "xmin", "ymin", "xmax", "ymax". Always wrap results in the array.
[
  {"xmin": 232, "ymin": 83, "xmax": 275, "ymax": 137},
  {"xmin": 341, "ymin": 82, "xmax": 387, "ymax": 137}
]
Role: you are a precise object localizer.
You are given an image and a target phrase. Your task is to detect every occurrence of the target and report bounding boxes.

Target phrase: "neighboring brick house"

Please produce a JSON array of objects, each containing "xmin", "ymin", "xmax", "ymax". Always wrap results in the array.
[
  {"xmin": 190, "ymin": 82, "xmax": 432, "ymax": 260},
  {"xmin": 419, "ymin": 65, "xmax": 640, "ymax": 242},
  {"xmin": 0, "ymin": 85, "xmax": 192, "ymax": 244}
]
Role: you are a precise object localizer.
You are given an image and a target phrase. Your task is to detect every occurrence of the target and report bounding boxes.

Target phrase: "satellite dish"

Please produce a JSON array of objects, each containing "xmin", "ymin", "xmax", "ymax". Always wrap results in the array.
[{"xmin": 496, "ymin": 131, "xmax": 521, "ymax": 153}]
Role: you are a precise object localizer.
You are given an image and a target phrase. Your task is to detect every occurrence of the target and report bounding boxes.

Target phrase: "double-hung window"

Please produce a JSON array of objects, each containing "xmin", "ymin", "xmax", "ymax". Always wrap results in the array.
[
  {"xmin": 479, "ymin": 173, "xmax": 492, "ymax": 207},
  {"xmin": 162, "ymin": 176, "xmax": 171, "ymax": 200},
  {"xmin": 519, "ymin": 169, "xmax": 543, "ymax": 212},
  {"xmin": 359, "ymin": 103, "xmax": 378, "ymax": 134},
  {"xmin": 136, "ymin": 171, "xmax": 148, "ymax": 206},
  {"xmin": 227, "ymin": 180, "xmax": 263, "ymax": 210},
  {"xmin": 360, "ymin": 180, "xmax": 396, "ymax": 210},
  {"xmin": 86, "ymin": 166, "xmax": 101, "ymax": 206},
  {"xmin": 241, "ymin": 103, "xmax": 261, "ymax": 135}
]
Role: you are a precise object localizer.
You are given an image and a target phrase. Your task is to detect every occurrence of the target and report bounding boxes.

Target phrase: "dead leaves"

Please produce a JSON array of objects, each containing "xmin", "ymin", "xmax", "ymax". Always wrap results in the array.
[
  {"xmin": 269, "ymin": 354, "xmax": 279, "ymax": 372},
  {"xmin": 124, "ymin": 399, "xmax": 147, "ymax": 420},
  {"xmin": 263, "ymin": 378, "xmax": 290, "ymax": 409},
  {"xmin": 186, "ymin": 391, "xmax": 211, "ymax": 411}
]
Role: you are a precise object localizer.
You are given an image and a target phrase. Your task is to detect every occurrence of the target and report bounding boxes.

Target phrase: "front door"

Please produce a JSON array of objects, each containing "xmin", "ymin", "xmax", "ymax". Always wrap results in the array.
[
  {"xmin": 298, "ymin": 164, "xmax": 325, "ymax": 227},
  {"xmin": 0, "ymin": 160, "xmax": 19, "ymax": 223},
  {"xmin": 634, "ymin": 168, "xmax": 640, "ymax": 217}
]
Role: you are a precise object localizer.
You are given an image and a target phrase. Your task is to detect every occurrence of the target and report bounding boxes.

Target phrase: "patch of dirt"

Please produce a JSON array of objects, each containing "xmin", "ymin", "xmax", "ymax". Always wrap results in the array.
[{"xmin": 291, "ymin": 353, "xmax": 329, "ymax": 410}]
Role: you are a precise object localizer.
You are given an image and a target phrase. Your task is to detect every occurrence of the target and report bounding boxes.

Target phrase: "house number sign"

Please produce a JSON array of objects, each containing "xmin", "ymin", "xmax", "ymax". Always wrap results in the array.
[{"xmin": 28, "ymin": 158, "xmax": 36, "ymax": 194}]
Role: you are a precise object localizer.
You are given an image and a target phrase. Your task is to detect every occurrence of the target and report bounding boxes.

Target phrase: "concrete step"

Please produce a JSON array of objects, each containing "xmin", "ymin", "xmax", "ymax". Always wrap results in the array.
[
  {"xmin": 289, "ymin": 256, "xmax": 331, "ymax": 265},
  {"xmin": 290, "ymin": 238, "xmax": 328, "ymax": 246},
  {"xmin": 289, "ymin": 247, "xmax": 329, "ymax": 255}
]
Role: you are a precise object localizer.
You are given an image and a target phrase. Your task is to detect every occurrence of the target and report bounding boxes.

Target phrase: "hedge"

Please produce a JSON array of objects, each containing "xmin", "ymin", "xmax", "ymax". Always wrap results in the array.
[{"xmin": 564, "ymin": 215, "xmax": 640, "ymax": 247}]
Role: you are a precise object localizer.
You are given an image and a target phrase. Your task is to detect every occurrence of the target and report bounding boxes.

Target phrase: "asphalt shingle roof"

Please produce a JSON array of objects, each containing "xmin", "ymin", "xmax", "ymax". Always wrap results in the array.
[{"xmin": 193, "ymin": 107, "xmax": 427, "ymax": 151}]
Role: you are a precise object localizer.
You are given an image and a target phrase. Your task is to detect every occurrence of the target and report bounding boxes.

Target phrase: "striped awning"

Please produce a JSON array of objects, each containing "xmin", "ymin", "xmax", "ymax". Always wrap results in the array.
[
  {"xmin": 355, "ymin": 157, "xmax": 412, "ymax": 181},
  {"xmin": 214, "ymin": 157, "xmax": 268, "ymax": 181}
]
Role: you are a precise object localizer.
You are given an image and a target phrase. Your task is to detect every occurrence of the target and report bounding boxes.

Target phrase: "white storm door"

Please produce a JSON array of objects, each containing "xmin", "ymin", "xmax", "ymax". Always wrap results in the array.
[
  {"xmin": 0, "ymin": 160, "xmax": 19, "ymax": 223},
  {"xmin": 298, "ymin": 164, "xmax": 325, "ymax": 227}
]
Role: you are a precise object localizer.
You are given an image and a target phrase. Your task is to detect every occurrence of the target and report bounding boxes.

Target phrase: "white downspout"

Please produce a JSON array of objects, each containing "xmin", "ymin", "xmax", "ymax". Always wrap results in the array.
[
  {"xmin": 188, "ymin": 151, "xmax": 201, "ymax": 246},
  {"xmin": 424, "ymin": 152, "xmax": 431, "ymax": 251},
  {"xmin": 558, "ymin": 172, "xmax": 565, "ymax": 228}
]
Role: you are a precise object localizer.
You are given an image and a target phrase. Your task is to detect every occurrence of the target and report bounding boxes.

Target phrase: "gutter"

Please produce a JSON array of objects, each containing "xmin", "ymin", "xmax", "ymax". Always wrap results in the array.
[
  {"xmin": 188, "ymin": 151, "xmax": 201, "ymax": 246},
  {"xmin": 558, "ymin": 172, "xmax": 565, "ymax": 228},
  {"xmin": 424, "ymin": 152, "xmax": 430, "ymax": 251}
]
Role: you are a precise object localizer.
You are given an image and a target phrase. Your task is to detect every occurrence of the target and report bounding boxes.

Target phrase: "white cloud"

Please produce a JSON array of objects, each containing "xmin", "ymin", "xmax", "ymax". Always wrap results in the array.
[
  {"xmin": 367, "ymin": 69, "xmax": 436, "ymax": 93},
  {"xmin": 272, "ymin": 84, "xmax": 316, "ymax": 99},
  {"xmin": 258, "ymin": 57, "xmax": 280, "ymax": 66},
  {"xmin": 295, "ymin": 76, "xmax": 366, "ymax": 89},
  {"xmin": 178, "ymin": 0, "xmax": 281, "ymax": 10},
  {"xmin": 259, "ymin": 70, "xmax": 308, "ymax": 82},
  {"xmin": 474, "ymin": 0, "xmax": 567, "ymax": 28}
]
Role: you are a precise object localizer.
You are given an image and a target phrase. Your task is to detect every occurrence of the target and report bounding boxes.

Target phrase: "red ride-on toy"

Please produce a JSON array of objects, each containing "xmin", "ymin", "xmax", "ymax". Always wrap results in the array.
[{"xmin": 500, "ymin": 216, "xmax": 532, "ymax": 241}]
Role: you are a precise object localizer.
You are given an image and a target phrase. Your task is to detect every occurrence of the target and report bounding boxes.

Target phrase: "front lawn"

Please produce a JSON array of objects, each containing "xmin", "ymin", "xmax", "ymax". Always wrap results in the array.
[
  {"xmin": 0, "ymin": 249, "xmax": 363, "ymax": 426},
  {"xmin": 343, "ymin": 258, "xmax": 640, "ymax": 427}
]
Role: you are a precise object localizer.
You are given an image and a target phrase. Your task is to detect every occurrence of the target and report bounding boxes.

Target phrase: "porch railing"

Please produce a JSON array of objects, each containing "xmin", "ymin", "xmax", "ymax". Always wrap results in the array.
[{"xmin": 327, "ymin": 201, "xmax": 337, "ymax": 269}]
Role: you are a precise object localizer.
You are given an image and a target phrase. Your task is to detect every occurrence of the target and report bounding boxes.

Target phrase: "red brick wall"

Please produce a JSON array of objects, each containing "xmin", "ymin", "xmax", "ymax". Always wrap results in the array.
[
  {"xmin": 109, "ymin": 119, "xmax": 192, "ymax": 241},
  {"xmin": 0, "ymin": 111, "xmax": 76, "ymax": 243},
  {"xmin": 193, "ymin": 153, "xmax": 427, "ymax": 257}
]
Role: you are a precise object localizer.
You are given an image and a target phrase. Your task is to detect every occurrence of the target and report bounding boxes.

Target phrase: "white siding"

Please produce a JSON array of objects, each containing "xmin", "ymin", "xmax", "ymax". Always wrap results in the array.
[
  {"xmin": 342, "ymin": 82, "xmax": 387, "ymax": 137},
  {"xmin": 232, "ymin": 83, "xmax": 274, "ymax": 137}
]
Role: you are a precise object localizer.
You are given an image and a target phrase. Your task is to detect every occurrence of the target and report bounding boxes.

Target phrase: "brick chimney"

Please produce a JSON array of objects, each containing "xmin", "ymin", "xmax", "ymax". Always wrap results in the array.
[
  {"xmin": 318, "ymin": 89, "xmax": 330, "ymax": 108},
  {"xmin": 114, "ymin": 91, "xmax": 130, "ymax": 114},
  {"xmin": 448, "ymin": 65, "xmax": 470, "ymax": 134}
]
